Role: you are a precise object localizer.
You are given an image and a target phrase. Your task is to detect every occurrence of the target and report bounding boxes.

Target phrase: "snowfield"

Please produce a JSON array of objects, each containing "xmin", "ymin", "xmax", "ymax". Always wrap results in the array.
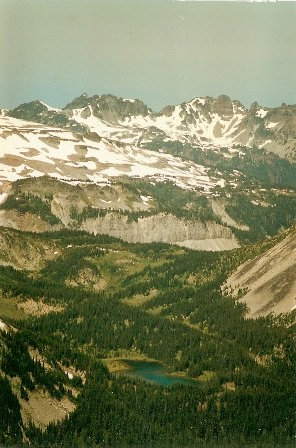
[{"xmin": 0, "ymin": 115, "xmax": 237, "ymax": 192}]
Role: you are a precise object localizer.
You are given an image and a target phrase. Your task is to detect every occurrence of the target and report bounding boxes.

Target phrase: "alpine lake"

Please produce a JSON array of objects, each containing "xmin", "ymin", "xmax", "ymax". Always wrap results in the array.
[{"xmin": 110, "ymin": 359, "xmax": 201, "ymax": 387}]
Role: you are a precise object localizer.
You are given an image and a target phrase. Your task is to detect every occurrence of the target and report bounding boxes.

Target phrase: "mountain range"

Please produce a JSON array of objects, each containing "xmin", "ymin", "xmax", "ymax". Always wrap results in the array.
[
  {"xmin": 0, "ymin": 93, "xmax": 295, "ymax": 252},
  {"xmin": 0, "ymin": 93, "xmax": 295, "ymax": 447},
  {"xmin": 6, "ymin": 93, "xmax": 296, "ymax": 161}
]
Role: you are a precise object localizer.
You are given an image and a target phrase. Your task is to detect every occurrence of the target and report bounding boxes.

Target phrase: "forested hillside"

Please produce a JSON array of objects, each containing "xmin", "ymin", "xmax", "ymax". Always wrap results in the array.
[{"xmin": 0, "ymin": 228, "xmax": 295, "ymax": 447}]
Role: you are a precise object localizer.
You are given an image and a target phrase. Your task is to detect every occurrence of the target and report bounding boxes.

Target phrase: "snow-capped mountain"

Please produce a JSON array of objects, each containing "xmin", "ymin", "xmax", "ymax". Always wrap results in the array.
[
  {"xmin": 8, "ymin": 94, "xmax": 296, "ymax": 161},
  {"xmin": 1, "ymin": 94, "xmax": 295, "ymax": 252},
  {"xmin": 0, "ymin": 114, "xmax": 228, "ymax": 191}
]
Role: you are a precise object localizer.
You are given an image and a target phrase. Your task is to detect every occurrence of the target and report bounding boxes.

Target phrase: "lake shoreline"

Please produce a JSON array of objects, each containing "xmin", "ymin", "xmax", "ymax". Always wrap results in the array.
[
  {"xmin": 102, "ymin": 355, "xmax": 158, "ymax": 374},
  {"xmin": 103, "ymin": 358, "xmax": 200, "ymax": 387}
]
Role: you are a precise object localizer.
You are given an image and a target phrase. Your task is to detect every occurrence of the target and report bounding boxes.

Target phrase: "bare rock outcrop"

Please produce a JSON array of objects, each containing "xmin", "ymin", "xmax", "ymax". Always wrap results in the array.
[
  {"xmin": 81, "ymin": 212, "xmax": 238, "ymax": 251},
  {"xmin": 225, "ymin": 230, "xmax": 296, "ymax": 317}
]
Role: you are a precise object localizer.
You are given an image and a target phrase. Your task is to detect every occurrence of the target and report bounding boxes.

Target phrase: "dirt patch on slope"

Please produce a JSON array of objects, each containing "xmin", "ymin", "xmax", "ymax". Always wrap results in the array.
[
  {"xmin": 20, "ymin": 389, "xmax": 75, "ymax": 429},
  {"xmin": 65, "ymin": 267, "xmax": 107, "ymax": 291},
  {"xmin": 17, "ymin": 299, "xmax": 64, "ymax": 317}
]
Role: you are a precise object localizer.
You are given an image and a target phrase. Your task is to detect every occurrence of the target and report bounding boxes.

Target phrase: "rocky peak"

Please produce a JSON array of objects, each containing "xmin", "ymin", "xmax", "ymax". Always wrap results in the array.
[
  {"xmin": 96, "ymin": 94, "xmax": 150, "ymax": 119},
  {"xmin": 8, "ymin": 99, "xmax": 86, "ymax": 133},
  {"xmin": 63, "ymin": 93, "xmax": 91, "ymax": 110},
  {"xmin": 10, "ymin": 100, "xmax": 50, "ymax": 119},
  {"xmin": 249, "ymin": 101, "xmax": 260, "ymax": 114},
  {"xmin": 156, "ymin": 104, "xmax": 176, "ymax": 117},
  {"xmin": 12, "ymin": 99, "xmax": 61, "ymax": 114},
  {"xmin": 212, "ymin": 95, "xmax": 234, "ymax": 117},
  {"xmin": 180, "ymin": 95, "xmax": 244, "ymax": 119},
  {"xmin": 64, "ymin": 93, "xmax": 150, "ymax": 122}
]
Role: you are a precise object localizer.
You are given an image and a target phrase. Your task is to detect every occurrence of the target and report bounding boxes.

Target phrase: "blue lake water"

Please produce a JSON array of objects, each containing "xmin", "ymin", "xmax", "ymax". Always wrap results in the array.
[{"xmin": 121, "ymin": 360, "xmax": 199, "ymax": 387}]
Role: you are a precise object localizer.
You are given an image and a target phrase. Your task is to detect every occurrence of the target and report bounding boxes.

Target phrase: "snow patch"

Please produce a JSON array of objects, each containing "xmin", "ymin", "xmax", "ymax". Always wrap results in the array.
[
  {"xmin": 196, "ymin": 98, "xmax": 206, "ymax": 105},
  {"xmin": 76, "ymin": 161, "xmax": 97, "ymax": 170},
  {"xmin": 0, "ymin": 192, "xmax": 8, "ymax": 204},
  {"xmin": 123, "ymin": 98, "xmax": 136, "ymax": 103},
  {"xmin": 39, "ymin": 100, "xmax": 61, "ymax": 113},
  {"xmin": 259, "ymin": 140, "xmax": 272, "ymax": 148},
  {"xmin": 140, "ymin": 195, "xmax": 151, "ymax": 203},
  {"xmin": 266, "ymin": 122, "xmax": 278, "ymax": 129},
  {"xmin": 256, "ymin": 109, "xmax": 268, "ymax": 118}
]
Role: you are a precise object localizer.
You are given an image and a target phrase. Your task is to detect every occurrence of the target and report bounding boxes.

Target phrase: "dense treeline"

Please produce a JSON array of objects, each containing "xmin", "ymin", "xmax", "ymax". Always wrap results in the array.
[
  {"xmin": 0, "ymin": 375, "xmax": 23, "ymax": 446},
  {"xmin": 70, "ymin": 205, "xmax": 156, "ymax": 225},
  {"xmin": 0, "ymin": 192, "xmax": 60, "ymax": 225},
  {"xmin": 28, "ymin": 358, "xmax": 294, "ymax": 448},
  {"xmin": 118, "ymin": 179, "xmax": 217, "ymax": 222},
  {"xmin": 69, "ymin": 179, "xmax": 218, "ymax": 225},
  {"xmin": 226, "ymin": 193, "xmax": 296, "ymax": 243},
  {"xmin": 0, "ymin": 229, "xmax": 295, "ymax": 447},
  {"xmin": 1, "ymin": 331, "xmax": 71, "ymax": 399}
]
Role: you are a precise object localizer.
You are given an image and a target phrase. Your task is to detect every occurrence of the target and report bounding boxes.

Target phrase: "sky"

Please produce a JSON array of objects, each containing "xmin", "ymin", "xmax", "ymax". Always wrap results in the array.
[{"xmin": 0, "ymin": 0, "xmax": 295, "ymax": 111}]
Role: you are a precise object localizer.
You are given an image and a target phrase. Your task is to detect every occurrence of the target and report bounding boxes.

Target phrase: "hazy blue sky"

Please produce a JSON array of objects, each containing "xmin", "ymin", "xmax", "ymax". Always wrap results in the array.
[{"xmin": 1, "ymin": 0, "xmax": 295, "ymax": 110}]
